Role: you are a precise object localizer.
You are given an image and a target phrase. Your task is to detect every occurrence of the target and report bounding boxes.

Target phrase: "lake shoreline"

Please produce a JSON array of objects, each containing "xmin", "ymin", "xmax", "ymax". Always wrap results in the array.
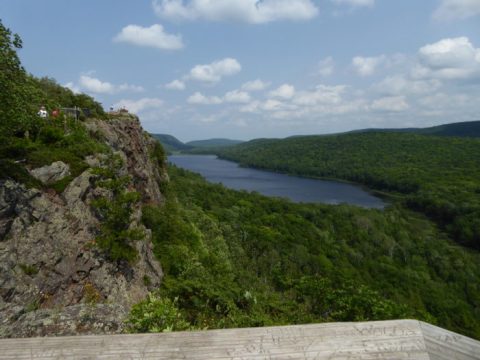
[{"xmin": 169, "ymin": 154, "xmax": 386, "ymax": 209}]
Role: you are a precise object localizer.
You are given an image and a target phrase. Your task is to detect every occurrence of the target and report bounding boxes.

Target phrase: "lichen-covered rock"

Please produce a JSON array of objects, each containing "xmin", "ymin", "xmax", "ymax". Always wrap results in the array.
[
  {"xmin": 86, "ymin": 115, "xmax": 166, "ymax": 204},
  {"xmin": 0, "ymin": 304, "xmax": 128, "ymax": 338},
  {"xmin": 29, "ymin": 161, "xmax": 70, "ymax": 184},
  {"xmin": 0, "ymin": 115, "xmax": 166, "ymax": 338}
]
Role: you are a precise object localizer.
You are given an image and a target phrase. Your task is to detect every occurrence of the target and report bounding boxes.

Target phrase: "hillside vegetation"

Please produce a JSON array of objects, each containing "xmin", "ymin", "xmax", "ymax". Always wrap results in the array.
[
  {"xmin": 130, "ymin": 165, "xmax": 480, "ymax": 339},
  {"xmin": 216, "ymin": 133, "xmax": 480, "ymax": 250}
]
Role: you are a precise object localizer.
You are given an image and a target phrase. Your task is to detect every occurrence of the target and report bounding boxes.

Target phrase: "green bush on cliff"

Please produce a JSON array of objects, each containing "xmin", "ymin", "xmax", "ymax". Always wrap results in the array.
[
  {"xmin": 127, "ymin": 294, "xmax": 193, "ymax": 333},
  {"xmin": 91, "ymin": 155, "xmax": 144, "ymax": 263}
]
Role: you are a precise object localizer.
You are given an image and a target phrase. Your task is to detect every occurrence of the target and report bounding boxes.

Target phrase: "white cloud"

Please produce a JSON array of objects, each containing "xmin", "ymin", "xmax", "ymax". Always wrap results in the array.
[
  {"xmin": 118, "ymin": 83, "xmax": 145, "ymax": 92},
  {"xmin": 113, "ymin": 24, "xmax": 183, "ymax": 50},
  {"xmin": 374, "ymin": 75, "xmax": 442, "ymax": 96},
  {"xmin": 316, "ymin": 57, "xmax": 335, "ymax": 77},
  {"xmin": 433, "ymin": 0, "xmax": 480, "ymax": 21},
  {"xmin": 371, "ymin": 96, "xmax": 409, "ymax": 112},
  {"xmin": 64, "ymin": 82, "xmax": 81, "ymax": 94},
  {"xmin": 418, "ymin": 93, "xmax": 470, "ymax": 109},
  {"xmin": 224, "ymin": 90, "xmax": 251, "ymax": 103},
  {"xmin": 241, "ymin": 79, "xmax": 270, "ymax": 91},
  {"xmin": 239, "ymin": 101, "xmax": 261, "ymax": 113},
  {"xmin": 293, "ymin": 85, "xmax": 346, "ymax": 106},
  {"xmin": 114, "ymin": 98, "xmax": 163, "ymax": 113},
  {"xmin": 415, "ymin": 37, "xmax": 480, "ymax": 80},
  {"xmin": 77, "ymin": 75, "xmax": 144, "ymax": 94},
  {"xmin": 263, "ymin": 99, "xmax": 288, "ymax": 111},
  {"xmin": 189, "ymin": 58, "xmax": 241, "ymax": 82},
  {"xmin": 332, "ymin": 0, "xmax": 375, "ymax": 7},
  {"xmin": 352, "ymin": 55, "xmax": 385, "ymax": 76},
  {"xmin": 79, "ymin": 75, "xmax": 115, "ymax": 94},
  {"xmin": 153, "ymin": 0, "xmax": 319, "ymax": 24},
  {"xmin": 165, "ymin": 79, "xmax": 186, "ymax": 90},
  {"xmin": 188, "ymin": 89, "xmax": 250, "ymax": 105},
  {"xmin": 187, "ymin": 92, "xmax": 223, "ymax": 105},
  {"xmin": 269, "ymin": 84, "xmax": 295, "ymax": 99}
]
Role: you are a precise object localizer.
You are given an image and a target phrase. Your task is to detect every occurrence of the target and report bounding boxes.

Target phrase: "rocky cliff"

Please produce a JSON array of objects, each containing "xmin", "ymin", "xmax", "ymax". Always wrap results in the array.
[{"xmin": 0, "ymin": 115, "xmax": 165, "ymax": 337}]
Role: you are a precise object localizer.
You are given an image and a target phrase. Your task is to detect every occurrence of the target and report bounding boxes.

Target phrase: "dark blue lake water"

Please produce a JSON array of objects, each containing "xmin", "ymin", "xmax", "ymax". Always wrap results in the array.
[{"xmin": 168, "ymin": 155, "xmax": 385, "ymax": 209}]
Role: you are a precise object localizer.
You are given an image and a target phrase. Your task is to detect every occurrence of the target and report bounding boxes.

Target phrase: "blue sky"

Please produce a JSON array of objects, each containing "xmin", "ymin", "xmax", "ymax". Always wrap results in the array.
[{"xmin": 1, "ymin": 0, "xmax": 480, "ymax": 141}]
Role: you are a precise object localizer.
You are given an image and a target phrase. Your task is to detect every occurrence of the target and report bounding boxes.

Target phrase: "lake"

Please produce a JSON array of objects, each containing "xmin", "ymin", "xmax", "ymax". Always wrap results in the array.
[{"xmin": 168, "ymin": 155, "xmax": 385, "ymax": 209}]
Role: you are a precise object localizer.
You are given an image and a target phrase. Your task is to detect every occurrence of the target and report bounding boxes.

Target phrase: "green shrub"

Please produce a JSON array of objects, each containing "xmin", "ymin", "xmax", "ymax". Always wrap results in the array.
[
  {"xmin": 0, "ymin": 159, "xmax": 42, "ymax": 188},
  {"xmin": 127, "ymin": 294, "xmax": 192, "ymax": 333},
  {"xmin": 38, "ymin": 125, "xmax": 64, "ymax": 144},
  {"xmin": 91, "ymin": 155, "xmax": 144, "ymax": 263},
  {"xmin": 19, "ymin": 263, "xmax": 38, "ymax": 276}
]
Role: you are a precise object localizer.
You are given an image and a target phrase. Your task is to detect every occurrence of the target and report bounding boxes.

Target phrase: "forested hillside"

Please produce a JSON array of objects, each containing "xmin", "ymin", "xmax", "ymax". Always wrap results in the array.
[
  {"xmin": 150, "ymin": 135, "xmax": 244, "ymax": 153},
  {"xmin": 129, "ymin": 165, "xmax": 480, "ymax": 339},
  {"xmin": 151, "ymin": 134, "xmax": 193, "ymax": 153},
  {"xmin": 216, "ymin": 133, "xmax": 480, "ymax": 250}
]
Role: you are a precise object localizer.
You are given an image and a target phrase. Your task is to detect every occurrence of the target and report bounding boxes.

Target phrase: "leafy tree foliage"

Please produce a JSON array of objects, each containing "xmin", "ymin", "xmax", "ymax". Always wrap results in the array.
[{"xmin": 0, "ymin": 19, "xmax": 37, "ymax": 135}]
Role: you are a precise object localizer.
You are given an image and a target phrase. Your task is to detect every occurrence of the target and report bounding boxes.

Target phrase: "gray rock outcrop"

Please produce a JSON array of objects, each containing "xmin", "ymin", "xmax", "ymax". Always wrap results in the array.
[
  {"xmin": 0, "ymin": 115, "xmax": 165, "ymax": 338},
  {"xmin": 29, "ymin": 161, "xmax": 70, "ymax": 184}
]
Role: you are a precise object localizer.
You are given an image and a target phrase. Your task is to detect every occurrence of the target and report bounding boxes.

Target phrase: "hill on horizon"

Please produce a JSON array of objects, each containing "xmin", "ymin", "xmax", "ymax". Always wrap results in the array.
[
  {"xmin": 186, "ymin": 138, "xmax": 244, "ymax": 148},
  {"xmin": 346, "ymin": 120, "xmax": 480, "ymax": 138},
  {"xmin": 151, "ymin": 134, "xmax": 193, "ymax": 153},
  {"xmin": 152, "ymin": 121, "xmax": 480, "ymax": 153},
  {"xmin": 151, "ymin": 134, "xmax": 244, "ymax": 152}
]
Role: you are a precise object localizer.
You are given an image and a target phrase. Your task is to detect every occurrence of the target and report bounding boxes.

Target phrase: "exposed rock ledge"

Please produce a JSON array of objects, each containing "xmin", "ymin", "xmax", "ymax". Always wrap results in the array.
[{"xmin": 0, "ymin": 116, "xmax": 165, "ymax": 337}]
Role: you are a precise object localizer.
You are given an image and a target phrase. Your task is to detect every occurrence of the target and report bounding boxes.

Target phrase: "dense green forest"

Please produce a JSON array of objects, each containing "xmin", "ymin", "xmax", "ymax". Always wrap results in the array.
[
  {"xmin": 215, "ymin": 133, "xmax": 480, "ymax": 250},
  {"xmin": 130, "ymin": 165, "xmax": 480, "ymax": 339}
]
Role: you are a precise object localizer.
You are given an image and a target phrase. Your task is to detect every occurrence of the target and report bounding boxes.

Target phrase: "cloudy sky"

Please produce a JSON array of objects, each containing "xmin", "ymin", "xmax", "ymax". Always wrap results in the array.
[{"xmin": 2, "ymin": 0, "xmax": 480, "ymax": 141}]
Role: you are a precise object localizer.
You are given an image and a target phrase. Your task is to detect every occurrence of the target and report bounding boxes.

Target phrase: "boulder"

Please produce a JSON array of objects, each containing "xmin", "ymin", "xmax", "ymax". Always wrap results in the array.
[{"xmin": 30, "ymin": 161, "xmax": 70, "ymax": 184}]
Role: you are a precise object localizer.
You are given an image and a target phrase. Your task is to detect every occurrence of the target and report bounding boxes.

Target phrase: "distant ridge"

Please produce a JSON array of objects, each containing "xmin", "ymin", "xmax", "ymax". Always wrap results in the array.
[
  {"xmin": 348, "ymin": 120, "xmax": 480, "ymax": 138},
  {"xmin": 186, "ymin": 138, "xmax": 244, "ymax": 148},
  {"xmin": 150, "ymin": 134, "xmax": 244, "ymax": 152},
  {"xmin": 151, "ymin": 134, "xmax": 193, "ymax": 153},
  {"xmin": 152, "ymin": 121, "xmax": 480, "ymax": 153}
]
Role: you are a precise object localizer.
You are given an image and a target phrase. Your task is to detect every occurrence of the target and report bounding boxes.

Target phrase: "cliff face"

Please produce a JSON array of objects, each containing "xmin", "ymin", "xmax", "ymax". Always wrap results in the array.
[{"xmin": 0, "ymin": 115, "xmax": 165, "ymax": 337}]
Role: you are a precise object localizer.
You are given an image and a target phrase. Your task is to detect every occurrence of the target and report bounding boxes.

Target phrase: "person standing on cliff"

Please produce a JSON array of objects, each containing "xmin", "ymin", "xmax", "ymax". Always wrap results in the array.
[{"xmin": 37, "ymin": 105, "xmax": 48, "ymax": 119}]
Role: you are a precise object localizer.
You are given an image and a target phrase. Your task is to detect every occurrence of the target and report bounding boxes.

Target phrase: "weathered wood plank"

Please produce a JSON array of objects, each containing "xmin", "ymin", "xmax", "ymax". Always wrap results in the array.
[
  {"xmin": 0, "ymin": 320, "xmax": 478, "ymax": 359},
  {"xmin": 420, "ymin": 322, "xmax": 480, "ymax": 360}
]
